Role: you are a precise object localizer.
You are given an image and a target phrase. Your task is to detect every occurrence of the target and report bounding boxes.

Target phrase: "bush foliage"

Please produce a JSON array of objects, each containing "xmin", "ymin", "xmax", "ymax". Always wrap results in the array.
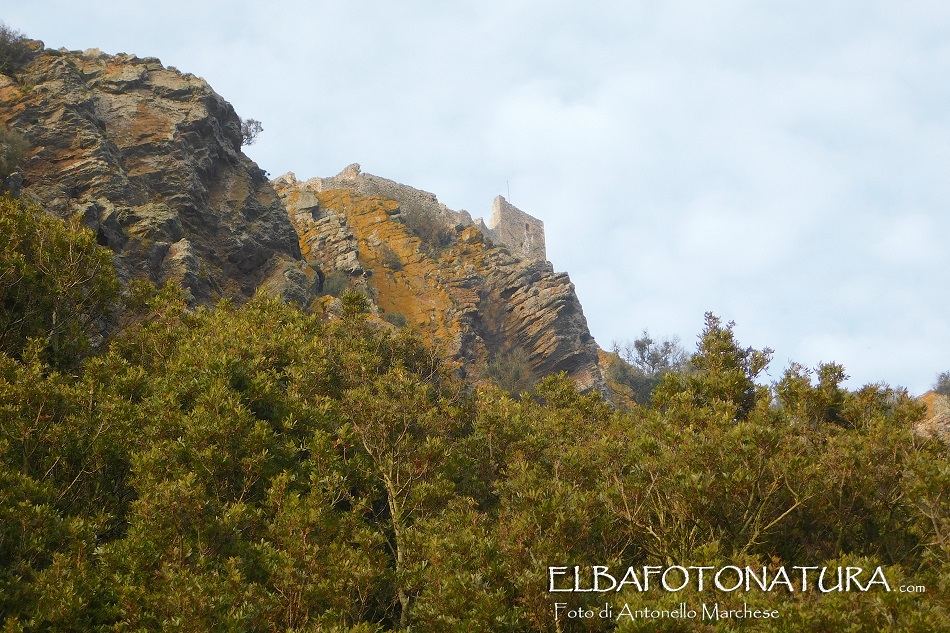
[
  {"xmin": 0, "ymin": 198, "xmax": 948, "ymax": 631},
  {"xmin": 0, "ymin": 125, "xmax": 28, "ymax": 185},
  {"xmin": 0, "ymin": 196, "xmax": 119, "ymax": 369},
  {"xmin": 483, "ymin": 347, "xmax": 536, "ymax": 396},
  {"xmin": 0, "ymin": 22, "xmax": 34, "ymax": 76},
  {"xmin": 610, "ymin": 331, "xmax": 688, "ymax": 404},
  {"xmin": 401, "ymin": 209, "xmax": 454, "ymax": 254},
  {"xmin": 934, "ymin": 370, "xmax": 950, "ymax": 397}
]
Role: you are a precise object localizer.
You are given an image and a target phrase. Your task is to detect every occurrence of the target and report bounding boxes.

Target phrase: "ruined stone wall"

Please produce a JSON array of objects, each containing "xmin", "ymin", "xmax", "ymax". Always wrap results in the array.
[
  {"xmin": 303, "ymin": 165, "xmax": 548, "ymax": 262},
  {"xmin": 304, "ymin": 164, "xmax": 474, "ymax": 230}
]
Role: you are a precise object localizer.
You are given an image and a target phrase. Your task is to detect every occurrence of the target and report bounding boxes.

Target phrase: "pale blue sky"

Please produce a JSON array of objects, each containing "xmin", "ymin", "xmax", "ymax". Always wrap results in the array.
[{"xmin": 8, "ymin": 1, "xmax": 950, "ymax": 393}]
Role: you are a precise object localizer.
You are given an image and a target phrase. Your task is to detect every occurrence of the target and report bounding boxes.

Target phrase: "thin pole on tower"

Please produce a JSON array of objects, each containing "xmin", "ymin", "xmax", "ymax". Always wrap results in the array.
[{"xmin": 507, "ymin": 180, "xmax": 510, "ymax": 202}]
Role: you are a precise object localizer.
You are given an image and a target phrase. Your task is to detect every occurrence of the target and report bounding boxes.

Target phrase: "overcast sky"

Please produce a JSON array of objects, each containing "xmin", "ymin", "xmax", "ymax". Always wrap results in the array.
[{"xmin": 9, "ymin": 1, "xmax": 950, "ymax": 394}]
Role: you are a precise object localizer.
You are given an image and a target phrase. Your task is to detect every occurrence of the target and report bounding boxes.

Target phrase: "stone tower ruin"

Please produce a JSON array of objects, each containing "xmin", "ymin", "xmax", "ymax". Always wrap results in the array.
[{"xmin": 484, "ymin": 195, "xmax": 546, "ymax": 261}]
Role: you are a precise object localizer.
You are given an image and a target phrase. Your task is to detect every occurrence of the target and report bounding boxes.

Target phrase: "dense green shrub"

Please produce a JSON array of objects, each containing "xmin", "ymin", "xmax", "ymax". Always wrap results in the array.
[
  {"xmin": 0, "ymin": 196, "xmax": 120, "ymax": 369},
  {"xmin": 483, "ymin": 347, "xmax": 536, "ymax": 396},
  {"xmin": 379, "ymin": 244, "xmax": 403, "ymax": 270},
  {"xmin": 320, "ymin": 269, "xmax": 350, "ymax": 297},
  {"xmin": 383, "ymin": 310, "xmax": 407, "ymax": 327},
  {"xmin": 0, "ymin": 206, "xmax": 946, "ymax": 630},
  {"xmin": 651, "ymin": 312, "xmax": 773, "ymax": 425},
  {"xmin": 0, "ymin": 125, "xmax": 27, "ymax": 185},
  {"xmin": 0, "ymin": 296, "xmax": 946, "ymax": 630}
]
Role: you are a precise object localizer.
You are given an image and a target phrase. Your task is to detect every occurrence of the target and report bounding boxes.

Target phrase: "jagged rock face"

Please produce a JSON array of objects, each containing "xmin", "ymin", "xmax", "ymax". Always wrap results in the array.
[
  {"xmin": 275, "ymin": 176, "xmax": 364, "ymax": 276},
  {"xmin": 0, "ymin": 46, "xmax": 316, "ymax": 305},
  {"xmin": 471, "ymin": 239, "xmax": 604, "ymax": 392},
  {"xmin": 917, "ymin": 392, "xmax": 950, "ymax": 441},
  {"xmin": 275, "ymin": 171, "xmax": 607, "ymax": 394}
]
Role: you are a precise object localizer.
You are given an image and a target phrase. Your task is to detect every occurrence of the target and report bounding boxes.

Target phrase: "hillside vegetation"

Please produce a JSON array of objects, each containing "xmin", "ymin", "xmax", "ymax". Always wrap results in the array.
[{"xmin": 2, "ymin": 194, "xmax": 949, "ymax": 632}]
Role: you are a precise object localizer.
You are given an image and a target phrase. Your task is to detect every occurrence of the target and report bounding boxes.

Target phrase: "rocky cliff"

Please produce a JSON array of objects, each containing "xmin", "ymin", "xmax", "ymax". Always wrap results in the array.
[
  {"xmin": 1, "ymin": 42, "xmax": 606, "ymax": 394},
  {"xmin": 0, "ymin": 44, "xmax": 317, "ymax": 305},
  {"xmin": 275, "ymin": 167, "xmax": 606, "ymax": 393},
  {"xmin": 917, "ymin": 391, "xmax": 950, "ymax": 441}
]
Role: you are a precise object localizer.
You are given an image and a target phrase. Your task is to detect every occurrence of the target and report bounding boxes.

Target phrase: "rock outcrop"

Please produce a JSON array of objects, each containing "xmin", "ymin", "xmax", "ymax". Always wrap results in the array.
[
  {"xmin": 275, "ymin": 169, "xmax": 607, "ymax": 394},
  {"xmin": 917, "ymin": 391, "xmax": 950, "ymax": 441},
  {"xmin": 0, "ymin": 45, "xmax": 317, "ymax": 305}
]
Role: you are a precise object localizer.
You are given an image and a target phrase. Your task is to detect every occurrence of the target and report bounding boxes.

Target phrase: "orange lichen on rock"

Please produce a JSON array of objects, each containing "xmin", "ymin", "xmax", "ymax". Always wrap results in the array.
[
  {"xmin": 311, "ymin": 189, "xmax": 464, "ymax": 351},
  {"xmin": 917, "ymin": 391, "xmax": 950, "ymax": 440}
]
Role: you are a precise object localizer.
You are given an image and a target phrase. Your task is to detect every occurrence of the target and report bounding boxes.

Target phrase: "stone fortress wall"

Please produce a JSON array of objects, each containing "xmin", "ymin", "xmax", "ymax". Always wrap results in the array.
[
  {"xmin": 299, "ymin": 164, "xmax": 547, "ymax": 261},
  {"xmin": 481, "ymin": 195, "xmax": 546, "ymax": 262}
]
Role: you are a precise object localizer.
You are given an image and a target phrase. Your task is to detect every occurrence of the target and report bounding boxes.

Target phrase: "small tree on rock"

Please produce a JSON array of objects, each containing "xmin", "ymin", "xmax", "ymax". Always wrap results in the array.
[
  {"xmin": 0, "ymin": 23, "xmax": 34, "ymax": 76},
  {"xmin": 240, "ymin": 118, "xmax": 263, "ymax": 146},
  {"xmin": 935, "ymin": 371, "xmax": 950, "ymax": 397},
  {"xmin": 0, "ymin": 125, "xmax": 28, "ymax": 187},
  {"xmin": 609, "ymin": 330, "xmax": 688, "ymax": 404}
]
